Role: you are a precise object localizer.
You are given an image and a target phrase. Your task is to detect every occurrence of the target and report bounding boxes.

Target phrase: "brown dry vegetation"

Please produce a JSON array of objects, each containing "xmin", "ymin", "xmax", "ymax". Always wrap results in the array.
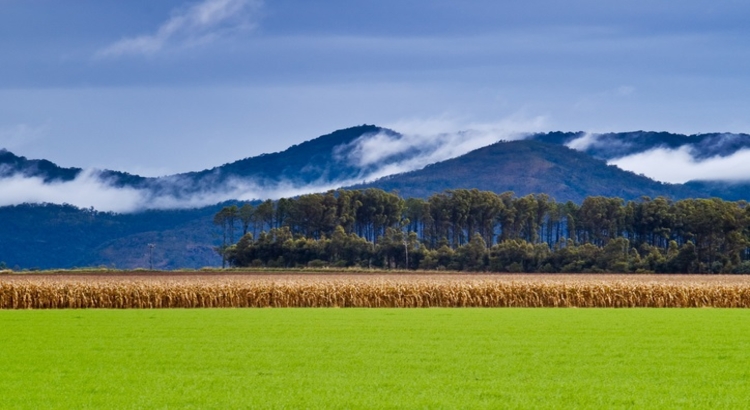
[{"xmin": 3, "ymin": 273, "xmax": 750, "ymax": 309}]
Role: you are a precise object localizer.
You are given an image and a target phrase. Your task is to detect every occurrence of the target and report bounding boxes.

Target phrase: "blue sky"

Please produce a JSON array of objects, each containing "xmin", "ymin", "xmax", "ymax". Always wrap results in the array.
[{"xmin": 2, "ymin": 0, "xmax": 750, "ymax": 176}]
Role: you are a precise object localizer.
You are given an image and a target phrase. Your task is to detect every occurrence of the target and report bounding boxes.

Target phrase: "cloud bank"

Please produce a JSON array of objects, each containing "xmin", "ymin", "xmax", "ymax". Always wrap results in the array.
[
  {"xmin": 97, "ymin": 0, "xmax": 261, "ymax": 57},
  {"xmin": 0, "ymin": 170, "xmax": 145, "ymax": 213},
  {"xmin": 339, "ymin": 116, "xmax": 547, "ymax": 180},
  {"xmin": 565, "ymin": 132, "xmax": 750, "ymax": 184},
  {"xmin": 565, "ymin": 133, "xmax": 598, "ymax": 151},
  {"xmin": 0, "ymin": 169, "xmax": 352, "ymax": 213},
  {"xmin": 565, "ymin": 132, "xmax": 636, "ymax": 158},
  {"xmin": 610, "ymin": 146, "xmax": 750, "ymax": 184},
  {"xmin": 0, "ymin": 115, "xmax": 547, "ymax": 213},
  {"xmin": 6, "ymin": 118, "xmax": 750, "ymax": 213}
]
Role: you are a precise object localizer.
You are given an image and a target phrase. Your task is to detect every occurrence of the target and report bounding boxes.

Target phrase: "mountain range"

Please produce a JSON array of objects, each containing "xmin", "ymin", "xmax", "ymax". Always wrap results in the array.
[{"xmin": 3, "ymin": 125, "xmax": 750, "ymax": 269}]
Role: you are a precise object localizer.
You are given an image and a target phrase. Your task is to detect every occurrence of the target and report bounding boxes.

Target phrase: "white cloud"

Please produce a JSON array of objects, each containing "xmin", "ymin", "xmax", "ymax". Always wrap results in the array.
[
  {"xmin": 0, "ymin": 170, "xmax": 145, "ymax": 213},
  {"xmin": 0, "ymin": 169, "xmax": 361, "ymax": 213},
  {"xmin": 609, "ymin": 146, "xmax": 750, "ymax": 184},
  {"xmin": 565, "ymin": 132, "xmax": 636, "ymax": 159},
  {"xmin": 565, "ymin": 132, "xmax": 599, "ymax": 151},
  {"xmin": 142, "ymin": 175, "xmax": 357, "ymax": 211},
  {"xmin": 0, "ymin": 114, "xmax": 551, "ymax": 212},
  {"xmin": 96, "ymin": 0, "xmax": 261, "ymax": 57},
  {"xmin": 340, "ymin": 115, "xmax": 548, "ymax": 180}
]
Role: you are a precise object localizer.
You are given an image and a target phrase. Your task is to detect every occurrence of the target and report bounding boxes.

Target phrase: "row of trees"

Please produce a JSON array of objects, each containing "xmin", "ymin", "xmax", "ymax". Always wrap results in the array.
[{"xmin": 213, "ymin": 188, "xmax": 750, "ymax": 273}]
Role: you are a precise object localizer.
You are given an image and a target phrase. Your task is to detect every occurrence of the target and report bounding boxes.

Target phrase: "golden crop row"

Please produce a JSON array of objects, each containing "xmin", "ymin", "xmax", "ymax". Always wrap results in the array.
[{"xmin": 2, "ymin": 278, "xmax": 750, "ymax": 308}]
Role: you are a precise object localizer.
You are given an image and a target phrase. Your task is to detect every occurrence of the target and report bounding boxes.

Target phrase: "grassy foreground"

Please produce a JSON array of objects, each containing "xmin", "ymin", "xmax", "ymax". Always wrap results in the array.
[{"xmin": 1, "ymin": 309, "xmax": 749, "ymax": 409}]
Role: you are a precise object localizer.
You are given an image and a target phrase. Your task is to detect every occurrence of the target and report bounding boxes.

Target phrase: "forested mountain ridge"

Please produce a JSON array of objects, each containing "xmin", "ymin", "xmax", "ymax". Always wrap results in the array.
[
  {"xmin": 0, "ymin": 149, "xmax": 79, "ymax": 182},
  {"xmin": 358, "ymin": 140, "xmax": 703, "ymax": 202},
  {"xmin": 5, "ymin": 125, "xmax": 750, "ymax": 270},
  {"xmin": 4, "ymin": 126, "xmax": 750, "ymax": 202},
  {"xmin": 180, "ymin": 125, "xmax": 393, "ymax": 186},
  {"xmin": 0, "ymin": 203, "xmax": 224, "ymax": 270},
  {"xmin": 0, "ymin": 148, "xmax": 147, "ymax": 187},
  {"xmin": 526, "ymin": 131, "xmax": 750, "ymax": 201},
  {"xmin": 0, "ymin": 125, "xmax": 396, "ymax": 197},
  {"xmin": 529, "ymin": 130, "xmax": 750, "ymax": 161}
]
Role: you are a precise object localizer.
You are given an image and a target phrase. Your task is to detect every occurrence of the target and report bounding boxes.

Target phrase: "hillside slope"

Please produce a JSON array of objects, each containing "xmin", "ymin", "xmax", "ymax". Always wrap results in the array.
[
  {"xmin": 6, "ymin": 127, "xmax": 750, "ymax": 270},
  {"xmin": 179, "ymin": 124, "xmax": 393, "ymax": 186},
  {"xmin": 1, "ymin": 125, "xmax": 394, "ymax": 197},
  {"xmin": 0, "ymin": 203, "xmax": 223, "ymax": 269},
  {"xmin": 360, "ymin": 140, "xmax": 700, "ymax": 202},
  {"xmin": 0, "ymin": 148, "xmax": 148, "ymax": 187},
  {"xmin": 530, "ymin": 131, "xmax": 750, "ymax": 161}
]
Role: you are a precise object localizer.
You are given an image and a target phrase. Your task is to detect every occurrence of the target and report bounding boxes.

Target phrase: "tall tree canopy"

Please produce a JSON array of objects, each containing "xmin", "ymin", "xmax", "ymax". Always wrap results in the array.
[{"xmin": 215, "ymin": 189, "xmax": 750, "ymax": 273}]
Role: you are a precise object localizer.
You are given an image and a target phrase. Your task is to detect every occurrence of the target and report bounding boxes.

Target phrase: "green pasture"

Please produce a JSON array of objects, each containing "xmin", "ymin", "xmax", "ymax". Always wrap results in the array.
[{"xmin": 1, "ymin": 309, "xmax": 749, "ymax": 409}]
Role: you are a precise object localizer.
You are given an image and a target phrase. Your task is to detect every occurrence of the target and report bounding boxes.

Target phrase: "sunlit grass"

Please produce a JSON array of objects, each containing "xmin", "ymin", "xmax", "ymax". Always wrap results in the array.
[{"xmin": 1, "ymin": 309, "xmax": 749, "ymax": 409}]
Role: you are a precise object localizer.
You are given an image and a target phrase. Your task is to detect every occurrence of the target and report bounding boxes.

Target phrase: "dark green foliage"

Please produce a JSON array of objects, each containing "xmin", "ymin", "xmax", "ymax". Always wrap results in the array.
[
  {"xmin": 221, "ymin": 189, "xmax": 750, "ymax": 273},
  {"xmin": 7, "ymin": 126, "xmax": 750, "ymax": 271},
  {"xmin": 227, "ymin": 227, "xmax": 375, "ymax": 268}
]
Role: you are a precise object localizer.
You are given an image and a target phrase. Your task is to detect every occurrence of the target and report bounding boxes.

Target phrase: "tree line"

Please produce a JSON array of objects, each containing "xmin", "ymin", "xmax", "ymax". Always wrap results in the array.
[{"xmin": 213, "ymin": 188, "xmax": 750, "ymax": 273}]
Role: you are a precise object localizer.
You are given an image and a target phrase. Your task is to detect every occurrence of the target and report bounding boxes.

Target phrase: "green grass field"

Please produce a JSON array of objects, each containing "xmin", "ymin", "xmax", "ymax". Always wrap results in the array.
[{"xmin": 1, "ymin": 309, "xmax": 749, "ymax": 409}]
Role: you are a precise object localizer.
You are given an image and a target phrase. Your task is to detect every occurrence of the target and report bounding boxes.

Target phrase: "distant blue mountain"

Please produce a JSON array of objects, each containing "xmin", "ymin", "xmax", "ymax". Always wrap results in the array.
[
  {"xmin": 5, "ymin": 127, "xmax": 750, "ymax": 201},
  {"xmin": 4, "ymin": 126, "xmax": 750, "ymax": 269},
  {"xmin": 357, "ymin": 139, "xmax": 703, "ymax": 203},
  {"xmin": 180, "ymin": 124, "xmax": 392, "ymax": 186},
  {"xmin": 0, "ymin": 148, "xmax": 81, "ymax": 182},
  {"xmin": 529, "ymin": 131, "xmax": 750, "ymax": 161},
  {"xmin": 526, "ymin": 130, "xmax": 750, "ymax": 201},
  {"xmin": 0, "ymin": 125, "xmax": 395, "ymax": 196},
  {"xmin": 0, "ymin": 148, "xmax": 147, "ymax": 187}
]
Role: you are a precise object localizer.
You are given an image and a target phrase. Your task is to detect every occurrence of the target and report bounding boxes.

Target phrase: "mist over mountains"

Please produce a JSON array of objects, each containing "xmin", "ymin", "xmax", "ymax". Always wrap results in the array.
[
  {"xmin": 531, "ymin": 131, "xmax": 750, "ymax": 161},
  {"xmin": 4, "ymin": 124, "xmax": 750, "ymax": 270},
  {"xmin": 4, "ymin": 125, "xmax": 750, "ymax": 213},
  {"xmin": 531, "ymin": 131, "xmax": 750, "ymax": 184},
  {"xmin": 358, "ymin": 140, "xmax": 702, "ymax": 202},
  {"xmin": 0, "ymin": 125, "xmax": 530, "ymax": 212}
]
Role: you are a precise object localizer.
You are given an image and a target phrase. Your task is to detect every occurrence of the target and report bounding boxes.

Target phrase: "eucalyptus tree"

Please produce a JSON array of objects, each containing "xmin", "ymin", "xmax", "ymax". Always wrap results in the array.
[
  {"xmin": 213, "ymin": 205, "xmax": 239, "ymax": 268},
  {"xmin": 254, "ymin": 199, "xmax": 275, "ymax": 234},
  {"xmin": 238, "ymin": 203, "xmax": 254, "ymax": 236}
]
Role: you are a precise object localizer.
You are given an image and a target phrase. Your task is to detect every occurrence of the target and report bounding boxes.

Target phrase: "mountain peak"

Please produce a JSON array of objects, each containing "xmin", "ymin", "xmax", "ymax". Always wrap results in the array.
[
  {"xmin": 182, "ymin": 124, "xmax": 393, "ymax": 185},
  {"xmin": 358, "ymin": 139, "xmax": 699, "ymax": 202},
  {"xmin": 5, "ymin": 126, "xmax": 750, "ymax": 211},
  {"xmin": 0, "ymin": 149, "xmax": 82, "ymax": 182}
]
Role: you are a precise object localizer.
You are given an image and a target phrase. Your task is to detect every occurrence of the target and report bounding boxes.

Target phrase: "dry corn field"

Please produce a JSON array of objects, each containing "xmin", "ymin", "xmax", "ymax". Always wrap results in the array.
[{"xmin": 2, "ymin": 273, "xmax": 750, "ymax": 309}]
